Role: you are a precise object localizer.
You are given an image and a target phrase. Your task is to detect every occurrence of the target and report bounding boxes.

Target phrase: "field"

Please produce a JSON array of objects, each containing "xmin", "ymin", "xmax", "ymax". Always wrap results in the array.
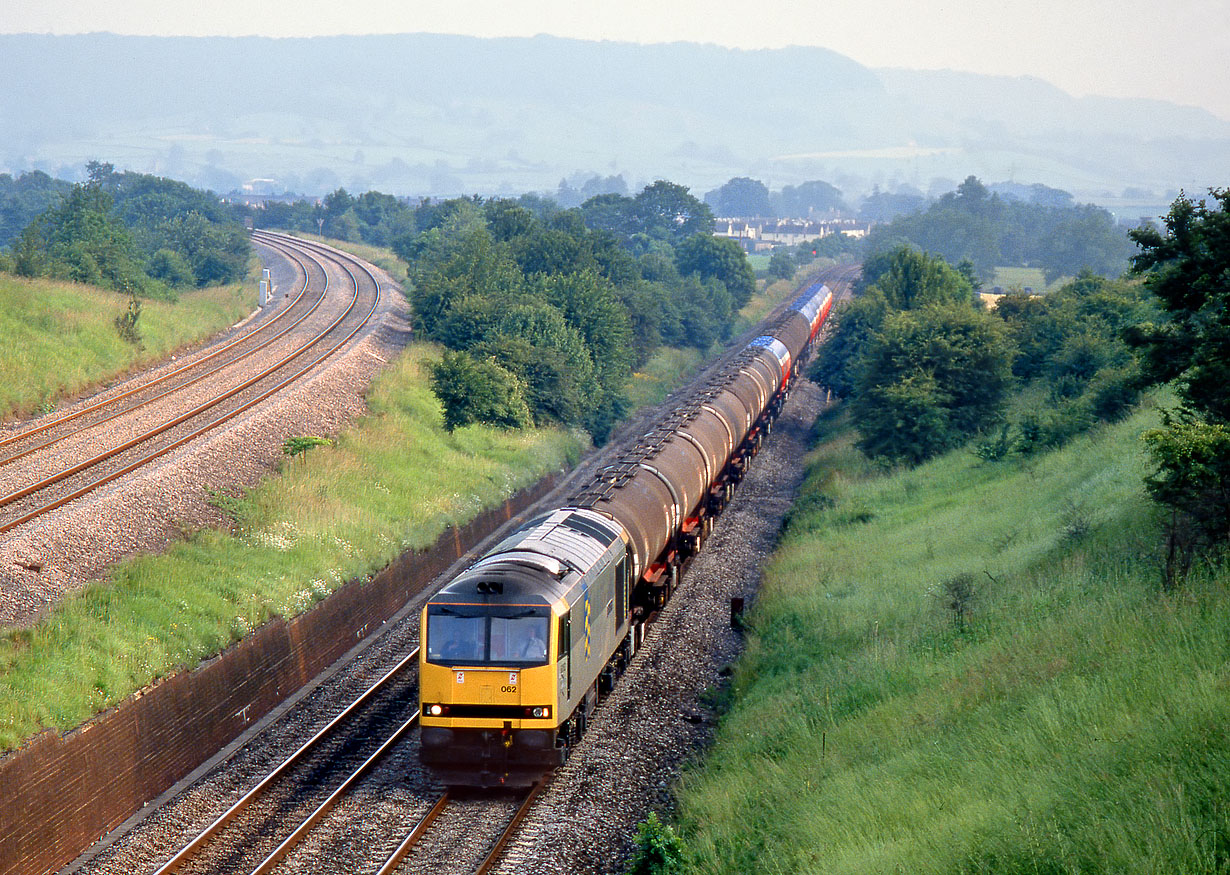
[
  {"xmin": 0, "ymin": 274, "xmax": 256, "ymax": 421},
  {"xmin": 746, "ymin": 254, "xmax": 771, "ymax": 273},
  {"xmin": 673, "ymin": 396, "xmax": 1230, "ymax": 873},
  {"xmin": 989, "ymin": 266, "xmax": 1068, "ymax": 293}
]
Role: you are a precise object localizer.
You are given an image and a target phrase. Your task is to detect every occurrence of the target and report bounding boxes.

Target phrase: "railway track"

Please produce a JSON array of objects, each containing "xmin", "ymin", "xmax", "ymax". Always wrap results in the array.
[
  {"xmin": 150, "ymin": 649, "xmax": 420, "ymax": 875},
  {"xmin": 0, "ymin": 231, "xmax": 382, "ymax": 537},
  {"xmin": 373, "ymin": 782, "xmax": 545, "ymax": 875}
]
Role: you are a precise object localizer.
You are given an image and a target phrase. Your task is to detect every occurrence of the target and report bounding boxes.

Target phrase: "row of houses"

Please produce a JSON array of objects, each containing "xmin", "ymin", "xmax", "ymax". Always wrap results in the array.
[{"xmin": 713, "ymin": 218, "xmax": 873, "ymax": 252}]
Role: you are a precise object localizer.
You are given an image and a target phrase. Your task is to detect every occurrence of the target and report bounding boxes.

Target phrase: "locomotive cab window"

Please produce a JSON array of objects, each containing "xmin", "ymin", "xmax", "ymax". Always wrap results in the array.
[{"xmin": 426, "ymin": 605, "xmax": 551, "ymax": 667}]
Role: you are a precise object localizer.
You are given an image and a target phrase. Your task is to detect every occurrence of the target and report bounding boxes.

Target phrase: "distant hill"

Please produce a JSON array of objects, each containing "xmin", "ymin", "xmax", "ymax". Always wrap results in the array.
[{"xmin": 1, "ymin": 33, "xmax": 1224, "ymax": 214}]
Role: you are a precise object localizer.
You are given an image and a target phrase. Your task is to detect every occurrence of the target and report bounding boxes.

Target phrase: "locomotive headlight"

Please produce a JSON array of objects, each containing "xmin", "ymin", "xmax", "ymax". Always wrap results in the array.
[
  {"xmin": 532, "ymin": 706, "xmax": 549, "ymax": 718},
  {"xmin": 428, "ymin": 704, "xmax": 443, "ymax": 716}
]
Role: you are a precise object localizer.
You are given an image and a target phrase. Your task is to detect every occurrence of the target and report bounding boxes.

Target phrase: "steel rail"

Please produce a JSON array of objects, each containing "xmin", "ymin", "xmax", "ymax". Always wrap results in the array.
[
  {"xmin": 372, "ymin": 794, "xmax": 451, "ymax": 875},
  {"xmin": 0, "ymin": 236, "xmax": 317, "ymax": 458},
  {"xmin": 474, "ymin": 781, "xmax": 548, "ymax": 875},
  {"xmin": 0, "ymin": 236, "xmax": 381, "ymax": 534},
  {"xmin": 0, "ymin": 240, "xmax": 357, "ymax": 511},
  {"xmin": 150, "ymin": 646, "xmax": 418, "ymax": 875},
  {"xmin": 0, "ymin": 238, "xmax": 325, "ymax": 468},
  {"xmin": 248, "ymin": 710, "xmax": 421, "ymax": 875}
]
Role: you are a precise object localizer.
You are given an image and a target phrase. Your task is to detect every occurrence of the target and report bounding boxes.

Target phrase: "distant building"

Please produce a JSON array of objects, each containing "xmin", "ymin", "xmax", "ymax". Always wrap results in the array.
[{"xmin": 712, "ymin": 217, "xmax": 872, "ymax": 250}]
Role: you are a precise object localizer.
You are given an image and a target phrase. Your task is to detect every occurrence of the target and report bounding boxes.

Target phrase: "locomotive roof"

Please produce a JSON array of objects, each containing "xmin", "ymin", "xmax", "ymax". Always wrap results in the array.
[{"xmin": 430, "ymin": 507, "xmax": 624, "ymax": 605}]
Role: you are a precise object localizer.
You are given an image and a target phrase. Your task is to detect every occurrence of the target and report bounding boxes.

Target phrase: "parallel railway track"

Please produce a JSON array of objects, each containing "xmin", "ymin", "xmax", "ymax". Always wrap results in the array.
[
  {"xmin": 0, "ymin": 231, "xmax": 382, "ymax": 536},
  {"xmin": 151, "ymin": 649, "xmax": 420, "ymax": 875}
]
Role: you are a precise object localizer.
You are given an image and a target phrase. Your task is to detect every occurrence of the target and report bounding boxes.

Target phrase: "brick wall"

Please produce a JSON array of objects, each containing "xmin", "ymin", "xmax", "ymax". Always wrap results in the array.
[{"xmin": 0, "ymin": 474, "xmax": 556, "ymax": 875}]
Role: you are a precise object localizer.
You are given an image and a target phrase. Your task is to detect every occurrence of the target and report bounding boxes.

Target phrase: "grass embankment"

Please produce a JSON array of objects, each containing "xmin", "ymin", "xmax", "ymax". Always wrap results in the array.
[
  {"xmin": 0, "ymin": 344, "xmax": 583, "ymax": 751},
  {"xmin": 0, "ymin": 274, "xmax": 255, "ymax": 420},
  {"xmin": 674, "ymin": 399, "xmax": 1230, "ymax": 873}
]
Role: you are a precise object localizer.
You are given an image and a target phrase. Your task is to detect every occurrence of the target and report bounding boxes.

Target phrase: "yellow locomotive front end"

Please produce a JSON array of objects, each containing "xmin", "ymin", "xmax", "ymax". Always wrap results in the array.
[
  {"xmin": 419, "ymin": 598, "xmax": 565, "ymax": 787},
  {"xmin": 418, "ymin": 574, "xmax": 569, "ymax": 787},
  {"xmin": 418, "ymin": 509, "xmax": 633, "ymax": 788}
]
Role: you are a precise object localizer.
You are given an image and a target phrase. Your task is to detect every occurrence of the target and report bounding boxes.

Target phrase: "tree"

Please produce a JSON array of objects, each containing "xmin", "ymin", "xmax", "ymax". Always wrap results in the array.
[
  {"xmin": 1128, "ymin": 188, "xmax": 1230, "ymax": 422},
  {"xmin": 768, "ymin": 249, "xmax": 796, "ymax": 281},
  {"xmin": 579, "ymin": 193, "xmax": 639, "ymax": 242},
  {"xmin": 851, "ymin": 303, "xmax": 1015, "ymax": 464},
  {"xmin": 674, "ymin": 233, "xmax": 756, "ymax": 309},
  {"xmin": 705, "ymin": 177, "xmax": 771, "ymax": 218},
  {"xmin": 429, "ymin": 350, "xmax": 532, "ymax": 431},
  {"xmin": 1038, "ymin": 205, "xmax": 1135, "ymax": 283},
  {"xmin": 14, "ymin": 182, "xmax": 154, "ymax": 294},
  {"xmin": 1143, "ymin": 420, "xmax": 1230, "ymax": 585},
  {"xmin": 633, "ymin": 181, "xmax": 714, "ymax": 246},
  {"xmin": 810, "ymin": 293, "xmax": 890, "ymax": 397},
  {"xmin": 1129, "ymin": 189, "xmax": 1230, "ymax": 569},
  {"xmin": 867, "ymin": 245, "xmax": 977, "ymax": 311},
  {"xmin": 863, "ymin": 176, "xmax": 1134, "ymax": 284},
  {"xmin": 776, "ymin": 180, "xmax": 847, "ymax": 217}
]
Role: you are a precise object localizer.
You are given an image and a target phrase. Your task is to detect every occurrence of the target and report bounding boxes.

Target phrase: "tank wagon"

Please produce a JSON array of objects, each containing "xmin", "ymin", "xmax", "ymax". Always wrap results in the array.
[{"xmin": 419, "ymin": 281, "xmax": 833, "ymax": 787}]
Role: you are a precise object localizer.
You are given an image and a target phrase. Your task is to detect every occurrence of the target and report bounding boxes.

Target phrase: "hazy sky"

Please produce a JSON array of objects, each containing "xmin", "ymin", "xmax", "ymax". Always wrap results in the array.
[{"xmin": 6, "ymin": 0, "xmax": 1230, "ymax": 120}]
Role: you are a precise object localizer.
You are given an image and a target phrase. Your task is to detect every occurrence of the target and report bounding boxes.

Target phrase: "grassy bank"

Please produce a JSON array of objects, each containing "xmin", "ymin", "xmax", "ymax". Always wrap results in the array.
[
  {"xmin": 673, "ymin": 398, "xmax": 1230, "ymax": 873},
  {"xmin": 0, "ymin": 344, "xmax": 583, "ymax": 750},
  {"xmin": 0, "ymin": 273, "xmax": 255, "ymax": 421}
]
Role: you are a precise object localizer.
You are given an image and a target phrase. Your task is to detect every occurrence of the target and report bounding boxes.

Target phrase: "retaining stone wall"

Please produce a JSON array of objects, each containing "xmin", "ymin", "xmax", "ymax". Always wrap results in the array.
[{"xmin": 0, "ymin": 474, "xmax": 556, "ymax": 875}]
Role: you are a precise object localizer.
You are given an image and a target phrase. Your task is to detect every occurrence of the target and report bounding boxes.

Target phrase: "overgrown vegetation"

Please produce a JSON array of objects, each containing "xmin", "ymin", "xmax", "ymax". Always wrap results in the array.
[
  {"xmin": 1127, "ymin": 187, "xmax": 1230, "ymax": 578},
  {"xmin": 0, "ymin": 344, "xmax": 583, "ymax": 750},
  {"xmin": 812, "ymin": 246, "xmax": 1014, "ymax": 465},
  {"xmin": 253, "ymin": 181, "xmax": 755, "ymax": 442},
  {"xmin": 814, "ymin": 245, "xmax": 1158, "ymax": 467},
  {"xmin": 665, "ymin": 398, "xmax": 1230, "ymax": 873},
  {"xmin": 396, "ymin": 185, "xmax": 752, "ymax": 442}
]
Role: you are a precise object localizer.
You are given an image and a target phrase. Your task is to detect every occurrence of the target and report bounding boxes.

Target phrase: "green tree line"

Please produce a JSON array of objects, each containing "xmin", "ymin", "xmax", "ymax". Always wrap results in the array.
[
  {"xmin": 1128, "ymin": 188, "xmax": 1230, "ymax": 581},
  {"xmin": 865, "ymin": 175, "xmax": 1137, "ymax": 283},
  {"xmin": 814, "ymin": 245, "xmax": 1154, "ymax": 466},
  {"xmin": 818, "ymin": 186, "xmax": 1230, "ymax": 583},
  {"xmin": 392, "ymin": 183, "xmax": 752, "ymax": 442},
  {"xmin": 2, "ymin": 162, "xmax": 250, "ymax": 298}
]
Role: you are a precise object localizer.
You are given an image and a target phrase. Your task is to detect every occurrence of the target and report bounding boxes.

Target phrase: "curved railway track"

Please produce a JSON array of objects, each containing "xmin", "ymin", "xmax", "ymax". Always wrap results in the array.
[{"xmin": 0, "ymin": 232, "xmax": 382, "ymax": 537}]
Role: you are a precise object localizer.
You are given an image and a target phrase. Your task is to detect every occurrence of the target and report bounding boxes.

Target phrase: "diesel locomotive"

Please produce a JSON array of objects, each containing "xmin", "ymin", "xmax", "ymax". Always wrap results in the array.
[{"xmin": 418, "ymin": 280, "xmax": 834, "ymax": 787}]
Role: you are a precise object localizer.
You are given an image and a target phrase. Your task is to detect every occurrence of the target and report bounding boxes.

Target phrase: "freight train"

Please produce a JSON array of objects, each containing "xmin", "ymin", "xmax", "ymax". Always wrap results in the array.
[{"xmin": 418, "ymin": 280, "xmax": 834, "ymax": 787}]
